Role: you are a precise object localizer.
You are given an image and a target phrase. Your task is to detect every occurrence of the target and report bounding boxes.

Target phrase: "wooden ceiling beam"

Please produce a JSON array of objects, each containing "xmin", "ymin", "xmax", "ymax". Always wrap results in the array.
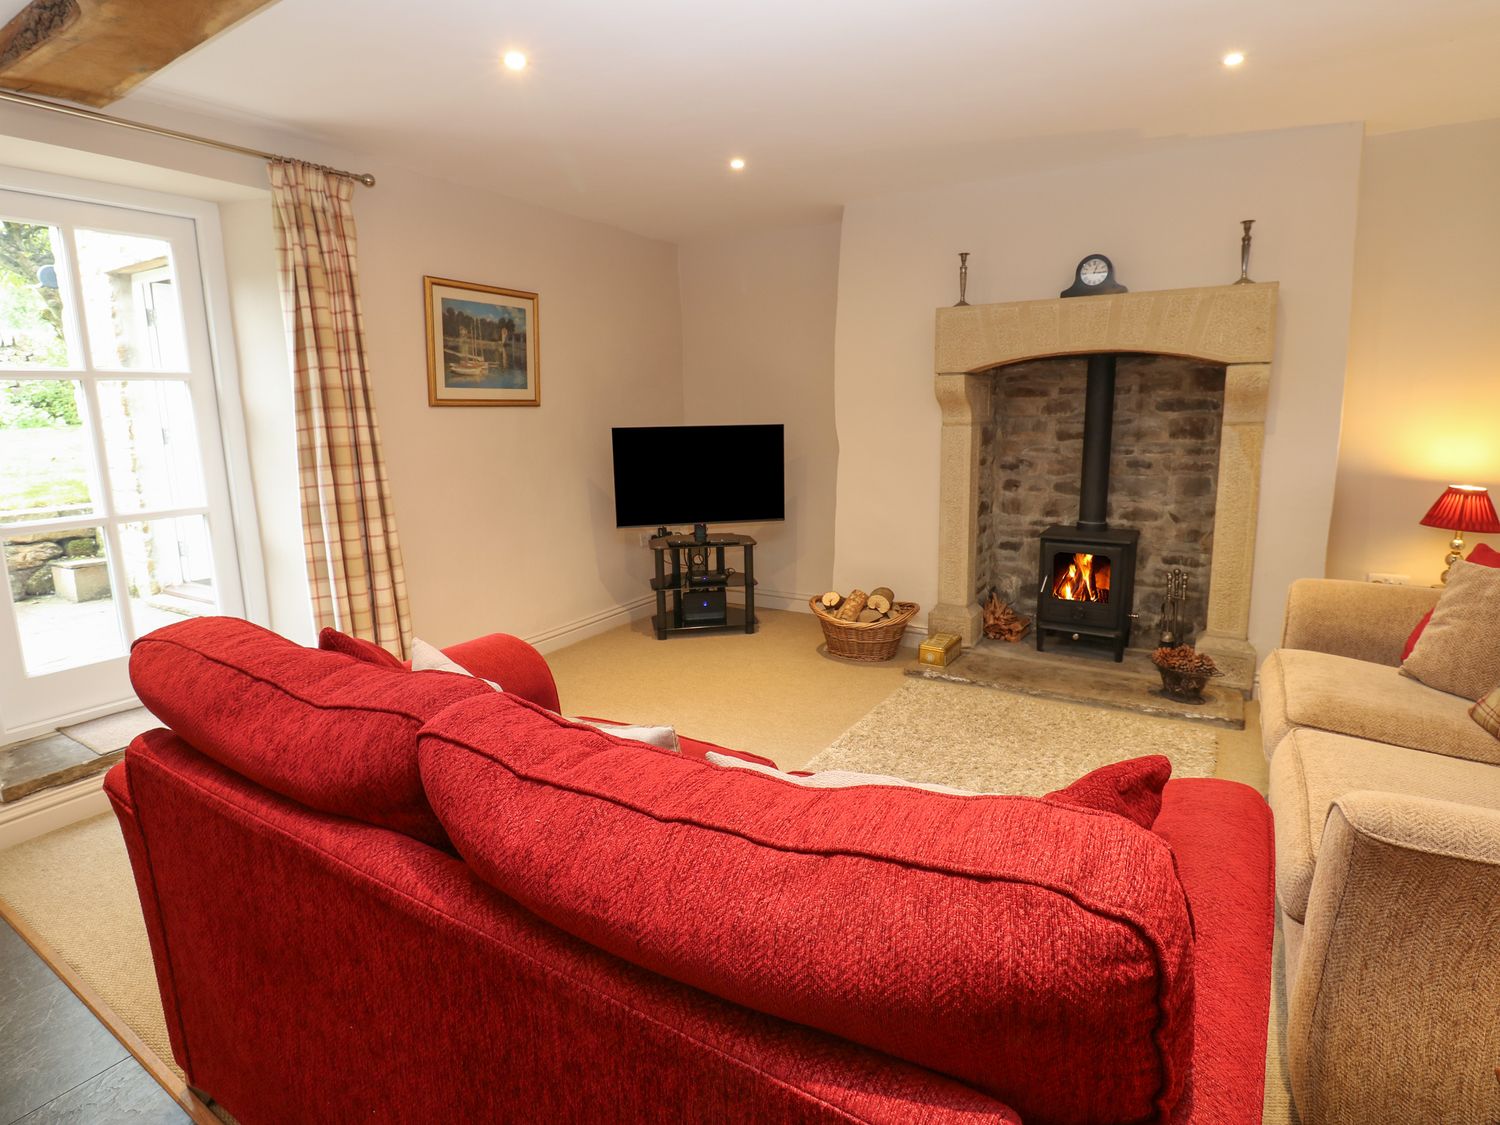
[{"xmin": 0, "ymin": 0, "xmax": 276, "ymax": 108}]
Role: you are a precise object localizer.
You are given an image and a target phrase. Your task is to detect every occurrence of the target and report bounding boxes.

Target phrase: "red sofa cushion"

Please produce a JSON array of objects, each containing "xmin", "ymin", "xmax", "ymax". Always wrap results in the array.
[
  {"xmin": 131, "ymin": 617, "xmax": 491, "ymax": 847},
  {"xmin": 1045, "ymin": 755, "xmax": 1171, "ymax": 829},
  {"xmin": 317, "ymin": 626, "xmax": 406, "ymax": 669},
  {"xmin": 418, "ymin": 692, "xmax": 1197, "ymax": 1125},
  {"xmin": 1402, "ymin": 542, "xmax": 1500, "ymax": 660}
]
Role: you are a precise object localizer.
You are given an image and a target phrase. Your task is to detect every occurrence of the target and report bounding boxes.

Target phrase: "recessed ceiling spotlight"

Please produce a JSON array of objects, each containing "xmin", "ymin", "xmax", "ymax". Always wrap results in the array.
[
  {"xmin": 729, "ymin": 157, "xmax": 746, "ymax": 171},
  {"xmin": 1222, "ymin": 51, "xmax": 1246, "ymax": 67},
  {"xmin": 503, "ymin": 50, "xmax": 528, "ymax": 71}
]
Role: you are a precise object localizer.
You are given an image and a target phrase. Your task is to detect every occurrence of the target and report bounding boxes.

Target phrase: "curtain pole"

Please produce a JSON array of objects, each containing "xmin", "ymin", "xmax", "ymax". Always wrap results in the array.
[{"xmin": 0, "ymin": 88, "xmax": 376, "ymax": 187}]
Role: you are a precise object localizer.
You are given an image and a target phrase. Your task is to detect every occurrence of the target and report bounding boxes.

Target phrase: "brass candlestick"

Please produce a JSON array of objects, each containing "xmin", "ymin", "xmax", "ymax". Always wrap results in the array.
[
  {"xmin": 955, "ymin": 251, "xmax": 970, "ymax": 306},
  {"xmin": 1233, "ymin": 220, "xmax": 1255, "ymax": 284}
]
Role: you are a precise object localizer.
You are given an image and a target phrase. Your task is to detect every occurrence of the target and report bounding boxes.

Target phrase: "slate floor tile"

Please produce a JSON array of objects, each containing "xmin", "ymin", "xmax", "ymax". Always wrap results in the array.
[
  {"xmin": 14, "ymin": 1057, "xmax": 190, "ymax": 1124},
  {"xmin": 0, "ymin": 923, "xmax": 129, "ymax": 1123}
]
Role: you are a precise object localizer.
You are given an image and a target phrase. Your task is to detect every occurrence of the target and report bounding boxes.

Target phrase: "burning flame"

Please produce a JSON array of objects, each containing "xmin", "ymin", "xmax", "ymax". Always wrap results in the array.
[{"xmin": 1052, "ymin": 552, "xmax": 1111, "ymax": 603}]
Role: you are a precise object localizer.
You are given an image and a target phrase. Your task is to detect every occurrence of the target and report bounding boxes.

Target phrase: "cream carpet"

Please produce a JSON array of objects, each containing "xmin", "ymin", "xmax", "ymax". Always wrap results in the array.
[
  {"xmin": 0, "ymin": 608, "xmax": 1288, "ymax": 1120},
  {"xmin": 545, "ymin": 608, "xmax": 911, "ymax": 770},
  {"xmin": 808, "ymin": 678, "xmax": 1219, "ymax": 792}
]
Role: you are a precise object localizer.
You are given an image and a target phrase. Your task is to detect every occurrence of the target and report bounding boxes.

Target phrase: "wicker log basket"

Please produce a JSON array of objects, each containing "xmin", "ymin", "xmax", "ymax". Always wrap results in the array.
[{"xmin": 810, "ymin": 597, "xmax": 919, "ymax": 662}]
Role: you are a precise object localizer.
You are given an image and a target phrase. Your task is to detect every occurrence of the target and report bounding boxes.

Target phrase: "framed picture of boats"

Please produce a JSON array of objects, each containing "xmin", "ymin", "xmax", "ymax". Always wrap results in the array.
[{"xmin": 423, "ymin": 276, "xmax": 540, "ymax": 407}]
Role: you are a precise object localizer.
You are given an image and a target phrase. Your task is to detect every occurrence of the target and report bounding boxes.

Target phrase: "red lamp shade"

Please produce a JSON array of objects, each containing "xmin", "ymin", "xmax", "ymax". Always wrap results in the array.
[{"xmin": 1420, "ymin": 485, "xmax": 1500, "ymax": 533}]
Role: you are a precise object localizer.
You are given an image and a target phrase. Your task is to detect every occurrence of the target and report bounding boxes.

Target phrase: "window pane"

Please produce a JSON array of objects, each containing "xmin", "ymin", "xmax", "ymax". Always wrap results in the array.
[
  {"xmin": 96, "ymin": 380, "xmax": 205, "ymax": 513},
  {"xmin": 0, "ymin": 219, "xmax": 70, "ymax": 370},
  {"xmin": 73, "ymin": 230, "xmax": 188, "ymax": 371},
  {"xmin": 0, "ymin": 380, "xmax": 96, "ymax": 526},
  {"xmin": 4, "ymin": 525, "xmax": 122, "ymax": 673},
  {"xmin": 120, "ymin": 515, "xmax": 217, "ymax": 637}
]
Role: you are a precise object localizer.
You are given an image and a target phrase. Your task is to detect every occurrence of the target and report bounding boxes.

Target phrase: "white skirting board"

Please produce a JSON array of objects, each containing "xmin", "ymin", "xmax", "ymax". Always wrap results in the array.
[
  {"xmin": 524, "ymin": 594, "xmax": 656, "ymax": 655},
  {"xmin": 0, "ymin": 773, "xmax": 112, "ymax": 851}
]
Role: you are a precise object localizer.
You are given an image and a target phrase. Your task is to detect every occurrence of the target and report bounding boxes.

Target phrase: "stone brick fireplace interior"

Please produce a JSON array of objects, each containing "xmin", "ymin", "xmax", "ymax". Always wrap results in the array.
[
  {"xmin": 979, "ymin": 354, "xmax": 1225, "ymax": 655},
  {"xmin": 929, "ymin": 282, "xmax": 1277, "ymax": 692}
]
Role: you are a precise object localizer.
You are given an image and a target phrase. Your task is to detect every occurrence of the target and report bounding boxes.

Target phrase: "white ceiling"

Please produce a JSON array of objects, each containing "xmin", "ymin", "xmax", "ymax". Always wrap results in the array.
[{"xmin": 55, "ymin": 0, "xmax": 1500, "ymax": 239}]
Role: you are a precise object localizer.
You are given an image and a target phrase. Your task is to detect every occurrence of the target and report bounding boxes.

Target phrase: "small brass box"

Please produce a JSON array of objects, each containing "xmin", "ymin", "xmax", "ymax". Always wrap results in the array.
[{"xmin": 917, "ymin": 632, "xmax": 961, "ymax": 667}]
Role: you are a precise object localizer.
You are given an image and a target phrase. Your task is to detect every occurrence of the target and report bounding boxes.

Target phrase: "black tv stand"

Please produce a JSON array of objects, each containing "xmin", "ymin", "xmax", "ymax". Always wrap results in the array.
[{"xmin": 648, "ymin": 532, "xmax": 757, "ymax": 639}]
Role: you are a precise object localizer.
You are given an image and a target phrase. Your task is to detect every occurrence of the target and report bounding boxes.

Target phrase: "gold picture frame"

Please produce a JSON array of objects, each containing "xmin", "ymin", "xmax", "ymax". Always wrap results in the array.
[{"xmin": 423, "ymin": 275, "xmax": 540, "ymax": 407}]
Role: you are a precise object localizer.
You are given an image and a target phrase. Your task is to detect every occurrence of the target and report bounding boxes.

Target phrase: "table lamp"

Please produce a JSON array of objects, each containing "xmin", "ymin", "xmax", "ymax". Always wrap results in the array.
[{"xmin": 1420, "ymin": 484, "xmax": 1500, "ymax": 583}]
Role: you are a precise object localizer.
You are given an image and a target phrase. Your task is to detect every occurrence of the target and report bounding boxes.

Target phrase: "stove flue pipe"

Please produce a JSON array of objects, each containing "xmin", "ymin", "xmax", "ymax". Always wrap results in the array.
[{"xmin": 1077, "ymin": 354, "xmax": 1117, "ymax": 531}]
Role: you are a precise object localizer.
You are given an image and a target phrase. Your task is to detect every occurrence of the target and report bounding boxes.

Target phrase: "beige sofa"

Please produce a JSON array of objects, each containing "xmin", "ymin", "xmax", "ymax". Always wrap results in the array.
[{"xmin": 1258, "ymin": 579, "xmax": 1500, "ymax": 1124}]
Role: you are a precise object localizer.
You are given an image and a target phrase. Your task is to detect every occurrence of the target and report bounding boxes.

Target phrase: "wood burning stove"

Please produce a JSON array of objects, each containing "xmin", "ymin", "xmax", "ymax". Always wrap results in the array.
[
  {"xmin": 1036, "ymin": 526, "xmax": 1139, "ymax": 660},
  {"xmin": 1035, "ymin": 354, "xmax": 1139, "ymax": 660}
]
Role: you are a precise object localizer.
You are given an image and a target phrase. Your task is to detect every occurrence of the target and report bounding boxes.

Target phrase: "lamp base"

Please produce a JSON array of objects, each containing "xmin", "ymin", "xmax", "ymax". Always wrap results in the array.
[{"xmin": 1440, "ymin": 531, "xmax": 1465, "ymax": 585}]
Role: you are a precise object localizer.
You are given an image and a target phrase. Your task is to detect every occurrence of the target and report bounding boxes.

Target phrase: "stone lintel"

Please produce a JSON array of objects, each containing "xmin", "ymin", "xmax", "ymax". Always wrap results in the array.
[{"xmin": 935, "ymin": 281, "xmax": 1278, "ymax": 375}]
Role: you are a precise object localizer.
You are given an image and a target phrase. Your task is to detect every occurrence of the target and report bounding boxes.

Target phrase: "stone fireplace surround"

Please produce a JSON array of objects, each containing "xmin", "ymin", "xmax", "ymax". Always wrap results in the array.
[{"xmin": 929, "ymin": 282, "xmax": 1277, "ymax": 692}]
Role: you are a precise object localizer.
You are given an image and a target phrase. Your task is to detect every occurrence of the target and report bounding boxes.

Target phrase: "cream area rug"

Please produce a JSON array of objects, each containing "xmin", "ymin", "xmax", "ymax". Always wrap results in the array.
[{"xmin": 807, "ymin": 679, "xmax": 1218, "ymax": 792}]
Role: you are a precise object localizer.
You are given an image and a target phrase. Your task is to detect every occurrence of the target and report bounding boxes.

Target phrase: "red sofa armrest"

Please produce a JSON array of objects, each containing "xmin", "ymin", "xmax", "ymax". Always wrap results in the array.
[{"xmin": 442, "ymin": 633, "xmax": 560, "ymax": 712}]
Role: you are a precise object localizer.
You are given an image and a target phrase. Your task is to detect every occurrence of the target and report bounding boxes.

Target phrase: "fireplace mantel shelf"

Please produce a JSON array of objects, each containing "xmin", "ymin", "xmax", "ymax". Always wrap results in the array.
[
  {"xmin": 935, "ymin": 281, "xmax": 1277, "ymax": 374},
  {"xmin": 929, "ymin": 281, "xmax": 1279, "ymax": 692}
]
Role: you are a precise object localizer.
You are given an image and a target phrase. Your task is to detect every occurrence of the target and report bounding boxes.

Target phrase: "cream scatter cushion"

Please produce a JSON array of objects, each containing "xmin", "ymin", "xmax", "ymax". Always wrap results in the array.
[
  {"xmin": 410, "ymin": 637, "xmax": 503, "ymax": 690},
  {"xmin": 410, "ymin": 638, "xmax": 679, "ymax": 749},
  {"xmin": 410, "ymin": 639, "xmax": 679, "ymax": 748},
  {"xmin": 411, "ymin": 637, "xmax": 477, "ymax": 676},
  {"xmin": 575, "ymin": 720, "xmax": 680, "ymax": 751},
  {"xmin": 1401, "ymin": 559, "xmax": 1500, "ymax": 701}
]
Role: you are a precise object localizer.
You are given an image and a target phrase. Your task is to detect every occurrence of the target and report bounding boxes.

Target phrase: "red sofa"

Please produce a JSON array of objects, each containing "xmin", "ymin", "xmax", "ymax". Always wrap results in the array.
[{"xmin": 109, "ymin": 618, "xmax": 1275, "ymax": 1124}]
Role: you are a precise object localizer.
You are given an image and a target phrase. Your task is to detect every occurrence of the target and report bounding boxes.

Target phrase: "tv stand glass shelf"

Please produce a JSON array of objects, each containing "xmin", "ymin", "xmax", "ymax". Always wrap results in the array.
[{"xmin": 648, "ymin": 532, "xmax": 757, "ymax": 639}]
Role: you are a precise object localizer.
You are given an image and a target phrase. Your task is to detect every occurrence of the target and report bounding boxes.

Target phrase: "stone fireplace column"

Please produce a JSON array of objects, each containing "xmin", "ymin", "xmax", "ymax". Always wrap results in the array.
[
  {"xmin": 929, "ymin": 372, "xmax": 991, "ymax": 644},
  {"xmin": 1195, "ymin": 362, "xmax": 1270, "ymax": 693}
]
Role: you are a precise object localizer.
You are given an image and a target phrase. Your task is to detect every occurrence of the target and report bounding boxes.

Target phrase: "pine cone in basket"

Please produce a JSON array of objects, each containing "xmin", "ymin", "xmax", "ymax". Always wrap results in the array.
[{"xmin": 1150, "ymin": 645, "xmax": 1221, "ymax": 677}]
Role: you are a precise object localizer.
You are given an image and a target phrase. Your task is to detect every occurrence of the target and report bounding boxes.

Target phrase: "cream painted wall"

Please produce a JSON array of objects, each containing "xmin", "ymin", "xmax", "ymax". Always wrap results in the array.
[
  {"xmin": 830, "ymin": 124, "xmax": 1366, "ymax": 660},
  {"xmin": 355, "ymin": 177, "xmax": 682, "ymax": 646},
  {"xmin": 1327, "ymin": 119, "xmax": 1500, "ymax": 584},
  {"xmin": 677, "ymin": 222, "xmax": 841, "ymax": 605},
  {"xmin": 0, "ymin": 101, "xmax": 684, "ymax": 650}
]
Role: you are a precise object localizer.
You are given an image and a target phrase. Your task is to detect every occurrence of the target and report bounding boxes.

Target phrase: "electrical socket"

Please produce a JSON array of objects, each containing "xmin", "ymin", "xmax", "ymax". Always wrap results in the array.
[{"xmin": 1367, "ymin": 572, "xmax": 1411, "ymax": 585}]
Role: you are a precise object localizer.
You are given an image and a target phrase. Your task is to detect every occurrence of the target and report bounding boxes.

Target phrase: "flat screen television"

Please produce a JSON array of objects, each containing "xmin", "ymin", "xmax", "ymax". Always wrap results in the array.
[{"xmin": 612, "ymin": 424, "xmax": 785, "ymax": 528}]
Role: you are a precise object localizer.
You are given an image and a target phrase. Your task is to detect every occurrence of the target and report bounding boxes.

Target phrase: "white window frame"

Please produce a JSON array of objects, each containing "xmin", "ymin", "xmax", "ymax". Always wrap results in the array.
[{"xmin": 0, "ymin": 165, "xmax": 268, "ymax": 740}]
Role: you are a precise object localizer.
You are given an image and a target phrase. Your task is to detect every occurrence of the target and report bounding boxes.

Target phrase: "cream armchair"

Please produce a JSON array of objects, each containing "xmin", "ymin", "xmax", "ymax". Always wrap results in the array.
[
  {"xmin": 1286, "ymin": 792, "xmax": 1500, "ymax": 1122},
  {"xmin": 1261, "ymin": 578, "xmax": 1500, "ymax": 1122}
]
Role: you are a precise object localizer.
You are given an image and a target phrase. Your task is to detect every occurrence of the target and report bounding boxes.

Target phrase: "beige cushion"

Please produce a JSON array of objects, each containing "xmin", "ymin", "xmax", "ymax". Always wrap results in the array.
[
  {"xmin": 1401, "ymin": 558, "xmax": 1500, "ymax": 701},
  {"xmin": 1260, "ymin": 648, "xmax": 1500, "ymax": 767},
  {"xmin": 1267, "ymin": 728, "xmax": 1500, "ymax": 921},
  {"xmin": 577, "ymin": 719, "xmax": 680, "ymax": 751}
]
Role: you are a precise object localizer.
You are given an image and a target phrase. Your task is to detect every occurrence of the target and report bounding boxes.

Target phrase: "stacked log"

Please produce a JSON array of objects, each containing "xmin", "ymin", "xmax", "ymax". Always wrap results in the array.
[
  {"xmin": 834, "ymin": 589, "xmax": 869, "ymax": 621},
  {"xmin": 821, "ymin": 586, "xmax": 902, "ymax": 623}
]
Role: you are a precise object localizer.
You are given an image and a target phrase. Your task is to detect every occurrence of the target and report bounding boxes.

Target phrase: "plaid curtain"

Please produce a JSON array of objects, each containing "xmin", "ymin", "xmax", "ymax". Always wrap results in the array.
[{"xmin": 269, "ymin": 161, "xmax": 412, "ymax": 658}]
